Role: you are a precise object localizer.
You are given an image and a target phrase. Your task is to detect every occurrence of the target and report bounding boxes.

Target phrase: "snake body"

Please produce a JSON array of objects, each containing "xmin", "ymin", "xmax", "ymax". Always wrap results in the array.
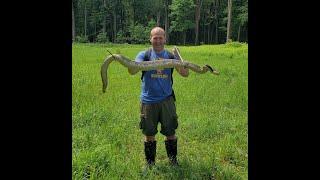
[{"xmin": 101, "ymin": 53, "xmax": 219, "ymax": 93}]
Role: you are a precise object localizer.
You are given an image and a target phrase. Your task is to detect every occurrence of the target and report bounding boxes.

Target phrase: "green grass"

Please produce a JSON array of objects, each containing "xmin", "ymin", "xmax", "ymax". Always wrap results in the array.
[{"xmin": 72, "ymin": 43, "xmax": 248, "ymax": 179}]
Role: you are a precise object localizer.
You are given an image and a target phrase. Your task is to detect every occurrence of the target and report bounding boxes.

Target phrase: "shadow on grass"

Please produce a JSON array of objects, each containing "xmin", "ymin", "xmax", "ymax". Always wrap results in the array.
[{"xmin": 140, "ymin": 158, "xmax": 214, "ymax": 179}]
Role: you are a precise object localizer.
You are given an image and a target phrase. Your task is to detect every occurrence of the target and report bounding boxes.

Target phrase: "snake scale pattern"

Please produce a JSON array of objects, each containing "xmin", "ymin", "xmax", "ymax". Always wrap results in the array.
[{"xmin": 101, "ymin": 47, "xmax": 219, "ymax": 93}]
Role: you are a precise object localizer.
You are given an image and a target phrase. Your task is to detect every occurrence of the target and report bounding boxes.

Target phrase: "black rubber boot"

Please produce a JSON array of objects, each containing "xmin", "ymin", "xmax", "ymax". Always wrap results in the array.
[
  {"xmin": 165, "ymin": 138, "xmax": 179, "ymax": 166},
  {"xmin": 144, "ymin": 141, "xmax": 157, "ymax": 167}
]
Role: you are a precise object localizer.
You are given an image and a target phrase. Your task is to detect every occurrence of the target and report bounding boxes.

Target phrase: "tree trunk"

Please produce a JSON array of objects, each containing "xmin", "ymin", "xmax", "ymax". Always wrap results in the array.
[
  {"xmin": 195, "ymin": 0, "xmax": 202, "ymax": 45},
  {"xmin": 214, "ymin": 0, "xmax": 219, "ymax": 44},
  {"xmin": 245, "ymin": 26, "xmax": 248, "ymax": 42},
  {"xmin": 103, "ymin": 0, "xmax": 106, "ymax": 33},
  {"xmin": 165, "ymin": 0, "xmax": 169, "ymax": 43},
  {"xmin": 215, "ymin": 22, "xmax": 218, "ymax": 43},
  {"xmin": 208, "ymin": 24, "xmax": 210, "ymax": 44},
  {"xmin": 183, "ymin": 31, "xmax": 186, "ymax": 45},
  {"xmin": 237, "ymin": 25, "xmax": 241, "ymax": 42},
  {"xmin": 84, "ymin": 1, "xmax": 87, "ymax": 37},
  {"xmin": 102, "ymin": 17, "xmax": 106, "ymax": 33},
  {"xmin": 72, "ymin": 1, "xmax": 75, "ymax": 41},
  {"xmin": 212, "ymin": 23, "xmax": 214, "ymax": 43},
  {"xmin": 113, "ymin": 9, "xmax": 116, "ymax": 43},
  {"xmin": 212, "ymin": 24, "xmax": 215, "ymax": 43},
  {"xmin": 202, "ymin": 16, "xmax": 205, "ymax": 44},
  {"xmin": 95, "ymin": 21, "xmax": 97, "ymax": 42},
  {"xmin": 226, "ymin": 0, "xmax": 232, "ymax": 42},
  {"xmin": 157, "ymin": 11, "xmax": 161, "ymax": 26},
  {"xmin": 203, "ymin": 24, "xmax": 206, "ymax": 44}
]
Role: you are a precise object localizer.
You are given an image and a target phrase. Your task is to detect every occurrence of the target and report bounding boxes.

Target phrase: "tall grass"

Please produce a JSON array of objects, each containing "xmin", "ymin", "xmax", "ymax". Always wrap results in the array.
[{"xmin": 72, "ymin": 43, "xmax": 248, "ymax": 179}]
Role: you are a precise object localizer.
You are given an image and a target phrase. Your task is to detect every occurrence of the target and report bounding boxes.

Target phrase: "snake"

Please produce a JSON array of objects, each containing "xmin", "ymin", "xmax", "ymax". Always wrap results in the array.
[{"xmin": 100, "ymin": 48, "xmax": 219, "ymax": 93}]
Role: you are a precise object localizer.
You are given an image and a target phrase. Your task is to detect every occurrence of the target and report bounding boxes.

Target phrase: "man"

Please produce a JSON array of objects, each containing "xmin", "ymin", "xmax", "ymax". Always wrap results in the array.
[{"xmin": 129, "ymin": 27, "xmax": 189, "ymax": 168}]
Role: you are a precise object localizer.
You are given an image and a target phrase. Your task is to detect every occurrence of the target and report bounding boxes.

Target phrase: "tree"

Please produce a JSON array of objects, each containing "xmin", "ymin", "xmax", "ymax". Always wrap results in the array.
[
  {"xmin": 236, "ymin": 0, "xmax": 248, "ymax": 41},
  {"xmin": 226, "ymin": 0, "xmax": 232, "ymax": 42},
  {"xmin": 214, "ymin": 0, "xmax": 220, "ymax": 43},
  {"xmin": 200, "ymin": 0, "xmax": 215, "ymax": 44},
  {"xmin": 154, "ymin": 0, "xmax": 163, "ymax": 26},
  {"xmin": 72, "ymin": 0, "xmax": 247, "ymax": 44},
  {"xmin": 72, "ymin": 0, "xmax": 76, "ymax": 41},
  {"xmin": 170, "ymin": 0, "xmax": 195, "ymax": 45},
  {"xmin": 84, "ymin": 0, "xmax": 88, "ymax": 37},
  {"xmin": 194, "ymin": 0, "xmax": 203, "ymax": 45},
  {"xmin": 102, "ymin": 0, "xmax": 107, "ymax": 34},
  {"xmin": 164, "ymin": 0, "xmax": 171, "ymax": 43}
]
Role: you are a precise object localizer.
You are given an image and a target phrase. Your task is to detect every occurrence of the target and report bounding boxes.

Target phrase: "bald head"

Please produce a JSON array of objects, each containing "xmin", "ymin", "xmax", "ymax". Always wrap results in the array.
[
  {"xmin": 150, "ymin": 27, "xmax": 165, "ymax": 38},
  {"xmin": 150, "ymin": 27, "xmax": 166, "ymax": 53}
]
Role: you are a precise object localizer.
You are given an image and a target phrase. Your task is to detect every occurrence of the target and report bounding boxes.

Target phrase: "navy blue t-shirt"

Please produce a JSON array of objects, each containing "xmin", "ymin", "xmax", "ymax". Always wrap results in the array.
[{"xmin": 135, "ymin": 49, "xmax": 175, "ymax": 104}]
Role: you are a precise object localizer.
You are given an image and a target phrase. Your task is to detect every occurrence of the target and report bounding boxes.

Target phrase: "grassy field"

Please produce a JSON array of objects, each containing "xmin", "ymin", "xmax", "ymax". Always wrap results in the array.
[{"xmin": 72, "ymin": 42, "xmax": 248, "ymax": 179}]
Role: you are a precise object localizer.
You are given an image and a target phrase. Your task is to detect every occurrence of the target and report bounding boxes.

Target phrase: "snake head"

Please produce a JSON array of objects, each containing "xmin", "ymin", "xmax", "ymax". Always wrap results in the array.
[{"xmin": 205, "ymin": 65, "xmax": 220, "ymax": 75}]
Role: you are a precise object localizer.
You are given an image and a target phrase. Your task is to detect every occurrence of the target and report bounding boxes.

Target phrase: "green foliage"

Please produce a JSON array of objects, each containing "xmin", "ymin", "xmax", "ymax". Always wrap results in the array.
[
  {"xmin": 96, "ymin": 32, "xmax": 109, "ymax": 43},
  {"xmin": 144, "ymin": 19, "xmax": 157, "ymax": 38},
  {"xmin": 226, "ymin": 41, "xmax": 246, "ymax": 47},
  {"xmin": 115, "ymin": 30, "xmax": 127, "ymax": 43},
  {"xmin": 75, "ymin": 35, "xmax": 89, "ymax": 43},
  {"xmin": 147, "ymin": 19, "xmax": 157, "ymax": 30},
  {"xmin": 132, "ymin": 0, "xmax": 153, "ymax": 25},
  {"xmin": 169, "ymin": 0, "xmax": 195, "ymax": 32},
  {"xmin": 73, "ymin": 0, "xmax": 248, "ymax": 44},
  {"xmin": 129, "ymin": 23, "xmax": 149, "ymax": 44},
  {"xmin": 234, "ymin": 0, "xmax": 248, "ymax": 26}
]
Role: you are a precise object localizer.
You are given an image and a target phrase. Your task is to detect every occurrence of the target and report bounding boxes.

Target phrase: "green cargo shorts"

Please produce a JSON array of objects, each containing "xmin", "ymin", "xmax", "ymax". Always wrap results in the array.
[{"xmin": 139, "ymin": 96, "xmax": 178, "ymax": 136}]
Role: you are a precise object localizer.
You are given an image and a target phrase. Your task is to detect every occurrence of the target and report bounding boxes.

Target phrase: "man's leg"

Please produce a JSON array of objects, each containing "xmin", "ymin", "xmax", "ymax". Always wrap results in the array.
[
  {"xmin": 160, "ymin": 97, "xmax": 179, "ymax": 166},
  {"xmin": 165, "ymin": 135, "xmax": 179, "ymax": 165},
  {"xmin": 140, "ymin": 102, "xmax": 159, "ymax": 167},
  {"xmin": 144, "ymin": 136, "xmax": 156, "ymax": 167}
]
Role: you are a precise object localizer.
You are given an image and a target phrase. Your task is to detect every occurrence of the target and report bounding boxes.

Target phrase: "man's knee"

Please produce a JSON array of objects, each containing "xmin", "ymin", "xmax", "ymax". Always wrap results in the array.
[
  {"xmin": 145, "ymin": 136, "xmax": 156, "ymax": 142},
  {"xmin": 166, "ymin": 135, "xmax": 176, "ymax": 140}
]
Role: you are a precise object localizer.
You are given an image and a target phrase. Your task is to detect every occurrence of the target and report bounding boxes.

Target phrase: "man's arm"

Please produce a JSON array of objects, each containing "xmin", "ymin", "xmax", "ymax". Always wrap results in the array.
[
  {"xmin": 128, "ymin": 51, "xmax": 145, "ymax": 75},
  {"xmin": 171, "ymin": 47, "xmax": 189, "ymax": 77},
  {"xmin": 175, "ymin": 66, "xmax": 189, "ymax": 77}
]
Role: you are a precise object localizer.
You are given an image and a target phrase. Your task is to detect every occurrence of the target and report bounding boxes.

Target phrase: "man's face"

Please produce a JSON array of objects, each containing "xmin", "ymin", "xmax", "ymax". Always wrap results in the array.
[{"xmin": 150, "ymin": 31, "xmax": 166, "ymax": 52}]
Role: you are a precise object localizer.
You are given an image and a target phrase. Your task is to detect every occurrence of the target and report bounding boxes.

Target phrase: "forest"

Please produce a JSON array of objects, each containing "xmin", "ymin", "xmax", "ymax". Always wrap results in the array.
[{"xmin": 72, "ymin": 0, "xmax": 248, "ymax": 45}]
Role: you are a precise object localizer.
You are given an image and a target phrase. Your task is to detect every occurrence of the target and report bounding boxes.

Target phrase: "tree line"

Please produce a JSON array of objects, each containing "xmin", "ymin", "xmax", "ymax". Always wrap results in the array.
[{"xmin": 72, "ymin": 0, "xmax": 247, "ymax": 45}]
